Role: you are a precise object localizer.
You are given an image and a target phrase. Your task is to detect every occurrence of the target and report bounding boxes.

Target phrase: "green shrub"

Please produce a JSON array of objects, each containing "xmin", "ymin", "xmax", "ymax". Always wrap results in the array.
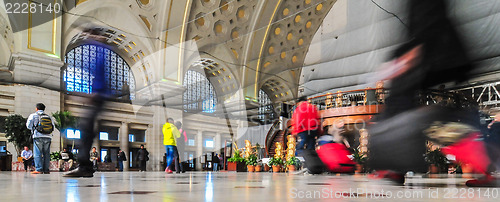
[
  {"xmin": 285, "ymin": 156, "xmax": 300, "ymax": 166},
  {"xmin": 245, "ymin": 153, "xmax": 258, "ymax": 166},
  {"xmin": 228, "ymin": 150, "xmax": 245, "ymax": 163},
  {"xmin": 267, "ymin": 157, "xmax": 284, "ymax": 166}
]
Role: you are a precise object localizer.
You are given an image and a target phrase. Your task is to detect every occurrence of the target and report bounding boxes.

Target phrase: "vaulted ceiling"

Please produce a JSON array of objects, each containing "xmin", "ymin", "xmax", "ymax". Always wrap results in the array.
[{"xmin": 60, "ymin": 0, "xmax": 337, "ymax": 105}]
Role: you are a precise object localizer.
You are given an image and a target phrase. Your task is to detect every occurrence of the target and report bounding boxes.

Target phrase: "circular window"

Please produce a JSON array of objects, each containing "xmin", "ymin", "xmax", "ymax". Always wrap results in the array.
[
  {"xmin": 306, "ymin": 21, "xmax": 312, "ymax": 29},
  {"xmin": 275, "ymin": 27, "xmax": 281, "ymax": 35},
  {"xmin": 231, "ymin": 28, "xmax": 239, "ymax": 40},
  {"xmin": 196, "ymin": 17, "xmax": 205, "ymax": 27},
  {"xmin": 298, "ymin": 38, "xmax": 304, "ymax": 46},
  {"xmin": 214, "ymin": 20, "xmax": 226, "ymax": 35},
  {"xmin": 283, "ymin": 8, "xmax": 290, "ymax": 16},
  {"xmin": 220, "ymin": 0, "xmax": 229, "ymax": 11},
  {"xmin": 316, "ymin": 3, "xmax": 323, "ymax": 11},
  {"xmin": 269, "ymin": 46, "xmax": 275, "ymax": 54},
  {"xmin": 237, "ymin": 6, "xmax": 248, "ymax": 21},
  {"xmin": 295, "ymin": 15, "xmax": 301, "ymax": 23}
]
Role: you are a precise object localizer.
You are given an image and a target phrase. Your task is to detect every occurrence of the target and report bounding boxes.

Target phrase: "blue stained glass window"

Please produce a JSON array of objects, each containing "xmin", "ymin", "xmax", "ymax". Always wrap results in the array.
[
  {"xmin": 183, "ymin": 70, "xmax": 217, "ymax": 113},
  {"xmin": 64, "ymin": 44, "xmax": 135, "ymax": 100}
]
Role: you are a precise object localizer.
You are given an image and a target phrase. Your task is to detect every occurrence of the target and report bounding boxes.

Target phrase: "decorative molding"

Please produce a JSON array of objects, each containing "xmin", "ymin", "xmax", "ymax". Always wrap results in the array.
[{"xmin": 27, "ymin": 0, "xmax": 57, "ymax": 55}]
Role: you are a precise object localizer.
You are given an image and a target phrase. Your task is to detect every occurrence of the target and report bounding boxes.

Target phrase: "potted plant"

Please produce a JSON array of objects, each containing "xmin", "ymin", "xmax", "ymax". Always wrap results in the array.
[
  {"xmin": 268, "ymin": 157, "xmax": 284, "ymax": 172},
  {"xmin": 255, "ymin": 162, "xmax": 263, "ymax": 172},
  {"xmin": 50, "ymin": 151, "xmax": 61, "ymax": 161},
  {"xmin": 285, "ymin": 156, "xmax": 300, "ymax": 172},
  {"xmin": 227, "ymin": 150, "xmax": 246, "ymax": 172},
  {"xmin": 52, "ymin": 111, "xmax": 77, "ymax": 150},
  {"xmin": 245, "ymin": 153, "xmax": 258, "ymax": 172},
  {"xmin": 425, "ymin": 149, "xmax": 448, "ymax": 174},
  {"xmin": 352, "ymin": 148, "xmax": 367, "ymax": 173},
  {"xmin": 4, "ymin": 115, "xmax": 32, "ymax": 156}
]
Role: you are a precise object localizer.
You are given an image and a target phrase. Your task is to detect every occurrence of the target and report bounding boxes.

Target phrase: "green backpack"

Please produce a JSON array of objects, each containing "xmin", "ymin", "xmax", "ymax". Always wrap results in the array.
[{"xmin": 35, "ymin": 113, "xmax": 54, "ymax": 134}]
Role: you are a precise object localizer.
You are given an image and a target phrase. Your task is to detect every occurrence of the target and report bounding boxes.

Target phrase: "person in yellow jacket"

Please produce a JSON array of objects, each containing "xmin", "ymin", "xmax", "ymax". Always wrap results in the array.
[{"xmin": 163, "ymin": 118, "xmax": 181, "ymax": 173}]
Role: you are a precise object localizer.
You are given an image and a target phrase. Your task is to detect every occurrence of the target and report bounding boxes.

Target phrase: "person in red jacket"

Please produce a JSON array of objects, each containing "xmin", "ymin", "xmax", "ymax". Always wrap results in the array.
[{"xmin": 292, "ymin": 96, "xmax": 320, "ymax": 157}]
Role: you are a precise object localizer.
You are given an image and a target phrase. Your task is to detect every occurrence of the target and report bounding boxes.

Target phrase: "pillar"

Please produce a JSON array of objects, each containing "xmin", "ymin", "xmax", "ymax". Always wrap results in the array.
[
  {"xmin": 120, "ymin": 121, "xmax": 129, "ymax": 171},
  {"xmin": 196, "ymin": 130, "xmax": 203, "ymax": 171},
  {"xmin": 214, "ymin": 133, "xmax": 221, "ymax": 153}
]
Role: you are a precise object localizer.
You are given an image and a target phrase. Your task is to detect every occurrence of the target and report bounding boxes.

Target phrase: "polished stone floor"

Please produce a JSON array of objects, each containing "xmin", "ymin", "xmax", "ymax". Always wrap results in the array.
[{"xmin": 1, "ymin": 171, "xmax": 500, "ymax": 201}]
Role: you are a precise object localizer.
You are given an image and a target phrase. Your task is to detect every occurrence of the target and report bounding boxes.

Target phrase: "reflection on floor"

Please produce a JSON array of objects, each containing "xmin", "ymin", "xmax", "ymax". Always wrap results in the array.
[{"xmin": 1, "ymin": 171, "xmax": 499, "ymax": 201}]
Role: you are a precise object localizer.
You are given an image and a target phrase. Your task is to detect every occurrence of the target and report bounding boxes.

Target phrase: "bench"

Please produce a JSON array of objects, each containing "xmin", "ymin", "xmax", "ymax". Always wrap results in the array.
[{"xmin": 97, "ymin": 162, "xmax": 116, "ymax": 171}]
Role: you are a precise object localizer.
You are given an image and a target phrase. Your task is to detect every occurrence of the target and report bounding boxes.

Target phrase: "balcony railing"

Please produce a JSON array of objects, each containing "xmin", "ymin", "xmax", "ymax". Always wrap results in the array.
[
  {"xmin": 307, "ymin": 88, "xmax": 477, "ymax": 111},
  {"xmin": 308, "ymin": 88, "xmax": 389, "ymax": 110}
]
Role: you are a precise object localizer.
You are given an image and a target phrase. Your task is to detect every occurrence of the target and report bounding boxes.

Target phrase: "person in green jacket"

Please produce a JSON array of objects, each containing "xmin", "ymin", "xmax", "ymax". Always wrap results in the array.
[{"xmin": 163, "ymin": 118, "xmax": 180, "ymax": 173}]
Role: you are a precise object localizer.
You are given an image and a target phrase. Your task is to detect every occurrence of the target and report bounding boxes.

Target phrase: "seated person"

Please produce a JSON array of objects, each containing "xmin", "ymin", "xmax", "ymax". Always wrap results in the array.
[
  {"xmin": 104, "ymin": 153, "xmax": 112, "ymax": 163},
  {"xmin": 59, "ymin": 148, "xmax": 74, "ymax": 172},
  {"xmin": 90, "ymin": 147, "xmax": 99, "ymax": 171},
  {"xmin": 21, "ymin": 146, "xmax": 34, "ymax": 172}
]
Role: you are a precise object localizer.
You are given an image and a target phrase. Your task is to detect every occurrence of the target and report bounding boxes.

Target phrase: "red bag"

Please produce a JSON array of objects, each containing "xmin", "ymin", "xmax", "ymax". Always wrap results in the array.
[
  {"xmin": 441, "ymin": 132, "xmax": 490, "ymax": 174},
  {"xmin": 316, "ymin": 143, "xmax": 355, "ymax": 173}
]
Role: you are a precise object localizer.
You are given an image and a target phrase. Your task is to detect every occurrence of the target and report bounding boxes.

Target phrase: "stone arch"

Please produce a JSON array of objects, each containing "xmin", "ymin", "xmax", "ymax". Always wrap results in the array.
[{"xmin": 184, "ymin": 58, "xmax": 240, "ymax": 103}]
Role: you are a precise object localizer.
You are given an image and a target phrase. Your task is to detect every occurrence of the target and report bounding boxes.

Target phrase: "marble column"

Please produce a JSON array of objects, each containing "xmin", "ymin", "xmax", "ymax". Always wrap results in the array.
[
  {"xmin": 120, "ymin": 121, "xmax": 129, "ymax": 171},
  {"xmin": 196, "ymin": 130, "xmax": 203, "ymax": 171},
  {"xmin": 214, "ymin": 133, "xmax": 222, "ymax": 153}
]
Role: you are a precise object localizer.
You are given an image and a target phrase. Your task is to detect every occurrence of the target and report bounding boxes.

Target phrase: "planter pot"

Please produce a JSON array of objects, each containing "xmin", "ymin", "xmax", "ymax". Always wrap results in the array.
[
  {"xmin": 264, "ymin": 164, "xmax": 270, "ymax": 172},
  {"xmin": 461, "ymin": 163, "xmax": 474, "ymax": 174},
  {"xmin": 247, "ymin": 165, "xmax": 255, "ymax": 172},
  {"xmin": 228, "ymin": 162, "xmax": 247, "ymax": 172},
  {"xmin": 429, "ymin": 164, "xmax": 440, "ymax": 174},
  {"xmin": 287, "ymin": 165, "xmax": 296, "ymax": 172},
  {"xmin": 272, "ymin": 165, "xmax": 281, "ymax": 172},
  {"xmin": 355, "ymin": 164, "xmax": 364, "ymax": 173},
  {"xmin": 255, "ymin": 165, "xmax": 262, "ymax": 172}
]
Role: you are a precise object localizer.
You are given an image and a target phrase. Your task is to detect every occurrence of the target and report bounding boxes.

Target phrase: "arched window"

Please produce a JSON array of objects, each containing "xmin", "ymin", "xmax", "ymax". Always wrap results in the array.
[
  {"xmin": 183, "ymin": 70, "xmax": 217, "ymax": 113},
  {"xmin": 258, "ymin": 89, "xmax": 274, "ymax": 123},
  {"xmin": 64, "ymin": 44, "xmax": 135, "ymax": 100}
]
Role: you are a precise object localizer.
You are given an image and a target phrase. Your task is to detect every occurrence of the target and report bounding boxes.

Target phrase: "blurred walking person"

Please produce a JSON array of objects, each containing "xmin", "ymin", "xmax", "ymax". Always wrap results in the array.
[
  {"xmin": 291, "ymin": 96, "xmax": 321, "ymax": 174},
  {"xmin": 163, "ymin": 118, "xmax": 181, "ymax": 174},
  {"xmin": 368, "ymin": 0, "xmax": 497, "ymax": 187},
  {"xmin": 64, "ymin": 42, "xmax": 115, "ymax": 178}
]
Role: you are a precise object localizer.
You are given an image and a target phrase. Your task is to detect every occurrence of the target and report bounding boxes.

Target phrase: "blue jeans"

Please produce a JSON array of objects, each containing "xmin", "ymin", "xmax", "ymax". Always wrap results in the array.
[
  {"xmin": 165, "ymin": 145, "xmax": 175, "ymax": 170},
  {"xmin": 118, "ymin": 161, "xmax": 123, "ymax": 171},
  {"xmin": 296, "ymin": 130, "xmax": 318, "ymax": 157},
  {"xmin": 33, "ymin": 138, "xmax": 51, "ymax": 172},
  {"xmin": 213, "ymin": 163, "xmax": 218, "ymax": 171}
]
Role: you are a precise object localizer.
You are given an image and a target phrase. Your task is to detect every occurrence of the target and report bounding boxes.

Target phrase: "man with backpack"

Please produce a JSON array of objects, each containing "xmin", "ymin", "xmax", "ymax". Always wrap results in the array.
[{"xmin": 26, "ymin": 103, "xmax": 55, "ymax": 174}]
